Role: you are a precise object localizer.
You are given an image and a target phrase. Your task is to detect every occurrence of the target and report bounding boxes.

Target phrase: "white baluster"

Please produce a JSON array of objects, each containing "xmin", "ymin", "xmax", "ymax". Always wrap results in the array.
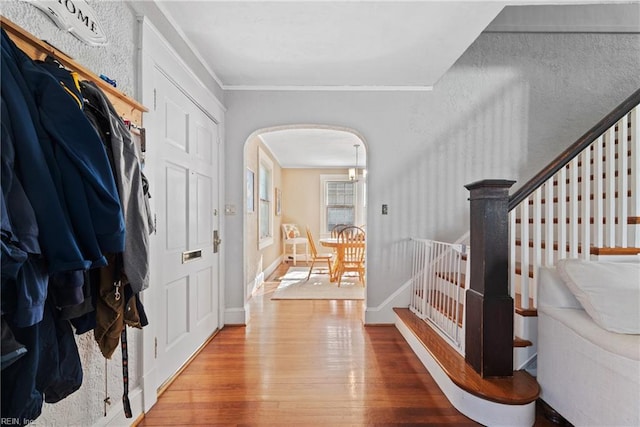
[
  {"xmin": 414, "ymin": 242, "xmax": 420, "ymax": 316},
  {"xmin": 606, "ymin": 126, "xmax": 617, "ymax": 247},
  {"xmin": 581, "ymin": 147, "xmax": 591, "ymax": 259},
  {"xmin": 533, "ymin": 189, "xmax": 542, "ymax": 308},
  {"xmin": 509, "ymin": 210, "xmax": 516, "ymax": 301},
  {"xmin": 569, "ymin": 157, "xmax": 579, "ymax": 258},
  {"xmin": 410, "ymin": 240, "xmax": 415, "ymax": 312},
  {"xmin": 418, "ymin": 241, "xmax": 425, "ymax": 317},
  {"xmin": 463, "ymin": 244, "xmax": 470, "ymax": 351},
  {"xmin": 545, "ymin": 179, "xmax": 555, "ymax": 266},
  {"xmin": 426, "ymin": 241, "xmax": 434, "ymax": 319},
  {"xmin": 443, "ymin": 246, "xmax": 450, "ymax": 337},
  {"xmin": 594, "ymin": 135, "xmax": 605, "ymax": 248},
  {"xmin": 632, "ymin": 107, "xmax": 640, "ymax": 248},
  {"xmin": 558, "ymin": 166, "xmax": 568, "ymax": 260},
  {"xmin": 620, "ymin": 114, "xmax": 629, "ymax": 248},
  {"xmin": 434, "ymin": 243, "xmax": 442, "ymax": 325},
  {"xmin": 521, "ymin": 197, "xmax": 530, "ymax": 309}
]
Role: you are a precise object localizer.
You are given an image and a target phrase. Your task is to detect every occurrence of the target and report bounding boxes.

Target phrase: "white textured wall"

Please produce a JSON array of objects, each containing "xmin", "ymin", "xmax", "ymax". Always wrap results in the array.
[
  {"xmin": 1, "ymin": 1, "xmax": 143, "ymax": 426},
  {"xmin": 224, "ymin": 32, "xmax": 640, "ymax": 317},
  {"xmin": 0, "ymin": 0, "xmax": 137, "ymax": 96}
]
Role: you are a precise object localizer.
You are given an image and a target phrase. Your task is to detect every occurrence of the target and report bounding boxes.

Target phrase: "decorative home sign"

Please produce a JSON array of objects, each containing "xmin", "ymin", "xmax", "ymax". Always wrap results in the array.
[{"xmin": 22, "ymin": 0, "xmax": 108, "ymax": 46}]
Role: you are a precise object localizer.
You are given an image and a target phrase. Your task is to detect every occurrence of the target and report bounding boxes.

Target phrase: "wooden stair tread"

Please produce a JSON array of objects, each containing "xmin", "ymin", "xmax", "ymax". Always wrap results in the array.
[
  {"xmin": 578, "ymin": 149, "xmax": 632, "ymax": 166},
  {"xmin": 435, "ymin": 271, "xmax": 467, "ymax": 287},
  {"xmin": 552, "ymin": 168, "xmax": 630, "ymax": 185},
  {"xmin": 591, "ymin": 246, "xmax": 640, "ymax": 255},
  {"xmin": 516, "ymin": 216, "xmax": 638, "ymax": 225},
  {"xmin": 528, "ymin": 190, "xmax": 632, "ymax": 204},
  {"xmin": 514, "ymin": 292, "xmax": 537, "ymax": 317},
  {"xmin": 515, "ymin": 238, "xmax": 584, "ymax": 254},
  {"xmin": 514, "ymin": 239, "xmax": 640, "ymax": 256},
  {"xmin": 414, "ymin": 289, "xmax": 464, "ymax": 326},
  {"xmin": 514, "ymin": 261, "xmax": 534, "ymax": 279},
  {"xmin": 514, "ymin": 336, "xmax": 533, "ymax": 348},
  {"xmin": 567, "ymin": 148, "xmax": 632, "ymax": 169},
  {"xmin": 394, "ymin": 308, "xmax": 540, "ymax": 405}
]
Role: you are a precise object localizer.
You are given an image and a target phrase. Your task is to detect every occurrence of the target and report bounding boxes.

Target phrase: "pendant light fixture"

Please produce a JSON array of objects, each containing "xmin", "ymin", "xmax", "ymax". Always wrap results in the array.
[{"xmin": 348, "ymin": 144, "xmax": 366, "ymax": 182}]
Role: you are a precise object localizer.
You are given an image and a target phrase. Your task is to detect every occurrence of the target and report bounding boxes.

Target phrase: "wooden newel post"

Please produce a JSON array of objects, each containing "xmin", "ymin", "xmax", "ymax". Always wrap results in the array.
[{"xmin": 464, "ymin": 179, "xmax": 515, "ymax": 377}]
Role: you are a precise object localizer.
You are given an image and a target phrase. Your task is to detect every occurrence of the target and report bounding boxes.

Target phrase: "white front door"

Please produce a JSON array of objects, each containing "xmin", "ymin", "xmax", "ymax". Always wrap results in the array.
[{"xmin": 153, "ymin": 68, "xmax": 220, "ymax": 387}]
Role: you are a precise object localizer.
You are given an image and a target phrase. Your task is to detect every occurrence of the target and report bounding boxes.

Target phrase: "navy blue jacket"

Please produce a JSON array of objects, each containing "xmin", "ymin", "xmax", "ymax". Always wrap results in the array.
[{"xmin": 1, "ymin": 30, "xmax": 125, "ymax": 274}]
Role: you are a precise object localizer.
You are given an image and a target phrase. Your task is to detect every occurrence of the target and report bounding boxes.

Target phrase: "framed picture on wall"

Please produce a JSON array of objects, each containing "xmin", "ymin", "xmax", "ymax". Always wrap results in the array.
[
  {"xmin": 275, "ymin": 187, "xmax": 282, "ymax": 216},
  {"xmin": 246, "ymin": 168, "xmax": 255, "ymax": 213}
]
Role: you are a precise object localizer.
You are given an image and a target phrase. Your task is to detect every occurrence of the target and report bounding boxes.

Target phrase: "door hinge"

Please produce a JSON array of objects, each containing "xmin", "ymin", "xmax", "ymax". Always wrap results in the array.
[
  {"xmin": 153, "ymin": 88, "xmax": 157, "ymax": 110},
  {"xmin": 154, "ymin": 337, "xmax": 158, "ymax": 359},
  {"xmin": 153, "ymin": 213, "xmax": 157, "ymax": 234}
]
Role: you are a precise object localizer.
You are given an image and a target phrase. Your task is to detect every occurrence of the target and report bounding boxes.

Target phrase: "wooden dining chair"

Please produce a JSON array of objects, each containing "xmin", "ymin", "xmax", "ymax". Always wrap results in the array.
[
  {"xmin": 338, "ymin": 225, "xmax": 365, "ymax": 241},
  {"xmin": 305, "ymin": 227, "xmax": 333, "ymax": 281},
  {"xmin": 335, "ymin": 226, "xmax": 366, "ymax": 287},
  {"xmin": 330, "ymin": 224, "xmax": 349, "ymax": 238}
]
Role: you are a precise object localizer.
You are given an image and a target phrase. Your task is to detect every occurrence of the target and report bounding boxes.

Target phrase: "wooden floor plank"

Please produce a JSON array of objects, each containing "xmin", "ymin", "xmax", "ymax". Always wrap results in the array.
[{"xmin": 137, "ymin": 262, "xmax": 557, "ymax": 426}]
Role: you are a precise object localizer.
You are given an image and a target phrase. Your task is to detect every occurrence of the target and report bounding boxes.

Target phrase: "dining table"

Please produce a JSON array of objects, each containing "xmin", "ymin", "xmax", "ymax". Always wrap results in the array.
[{"xmin": 319, "ymin": 237, "xmax": 365, "ymax": 282}]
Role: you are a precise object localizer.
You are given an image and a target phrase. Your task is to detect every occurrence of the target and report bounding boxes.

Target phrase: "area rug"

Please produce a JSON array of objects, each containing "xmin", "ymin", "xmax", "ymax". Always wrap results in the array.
[{"xmin": 271, "ymin": 267, "xmax": 364, "ymax": 300}]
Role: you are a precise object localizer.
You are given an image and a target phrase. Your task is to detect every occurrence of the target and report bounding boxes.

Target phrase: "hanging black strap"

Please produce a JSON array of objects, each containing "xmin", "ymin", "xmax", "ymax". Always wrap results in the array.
[{"xmin": 120, "ymin": 327, "xmax": 132, "ymax": 418}]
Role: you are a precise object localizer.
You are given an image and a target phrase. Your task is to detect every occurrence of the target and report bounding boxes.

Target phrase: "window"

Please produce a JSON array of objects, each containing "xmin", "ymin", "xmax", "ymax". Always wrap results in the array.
[
  {"xmin": 258, "ymin": 148, "xmax": 274, "ymax": 248},
  {"xmin": 325, "ymin": 180, "xmax": 356, "ymax": 233},
  {"xmin": 320, "ymin": 174, "xmax": 365, "ymax": 237}
]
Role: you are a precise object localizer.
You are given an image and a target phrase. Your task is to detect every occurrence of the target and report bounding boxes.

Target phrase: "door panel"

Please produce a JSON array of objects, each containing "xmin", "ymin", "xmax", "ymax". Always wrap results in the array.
[
  {"xmin": 165, "ymin": 277, "xmax": 189, "ymax": 346},
  {"xmin": 195, "ymin": 173, "xmax": 212, "ymax": 247},
  {"xmin": 195, "ymin": 267, "xmax": 213, "ymax": 322},
  {"xmin": 165, "ymin": 100, "xmax": 188, "ymax": 151},
  {"xmin": 165, "ymin": 163, "xmax": 188, "ymax": 251},
  {"xmin": 154, "ymin": 67, "xmax": 220, "ymax": 388},
  {"xmin": 195, "ymin": 122, "xmax": 213, "ymax": 164}
]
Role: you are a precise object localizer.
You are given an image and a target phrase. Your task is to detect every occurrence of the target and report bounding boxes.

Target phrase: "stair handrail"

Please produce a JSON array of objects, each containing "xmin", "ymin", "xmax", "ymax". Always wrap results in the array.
[{"xmin": 509, "ymin": 88, "xmax": 640, "ymax": 211}]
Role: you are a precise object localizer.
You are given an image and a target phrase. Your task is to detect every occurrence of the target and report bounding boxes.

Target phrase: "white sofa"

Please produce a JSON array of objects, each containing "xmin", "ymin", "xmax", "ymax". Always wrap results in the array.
[{"xmin": 537, "ymin": 259, "xmax": 640, "ymax": 427}]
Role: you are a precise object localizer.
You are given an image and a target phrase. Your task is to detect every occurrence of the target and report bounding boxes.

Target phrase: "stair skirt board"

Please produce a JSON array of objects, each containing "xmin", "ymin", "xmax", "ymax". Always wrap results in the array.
[{"xmin": 395, "ymin": 314, "xmax": 536, "ymax": 427}]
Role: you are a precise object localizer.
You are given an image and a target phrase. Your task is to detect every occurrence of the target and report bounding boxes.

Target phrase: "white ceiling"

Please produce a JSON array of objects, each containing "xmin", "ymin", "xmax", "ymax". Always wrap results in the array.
[
  {"xmin": 259, "ymin": 127, "xmax": 367, "ymax": 169},
  {"xmin": 157, "ymin": 1, "xmax": 506, "ymax": 90},
  {"xmin": 153, "ymin": 1, "xmax": 638, "ymax": 168}
]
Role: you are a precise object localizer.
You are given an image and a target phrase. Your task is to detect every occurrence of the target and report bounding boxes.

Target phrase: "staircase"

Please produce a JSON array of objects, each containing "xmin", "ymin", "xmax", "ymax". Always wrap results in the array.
[
  {"xmin": 396, "ymin": 88, "xmax": 640, "ymax": 427},
  {"xmin": 509, "ymin": 89, "xmax": 640, "ymax": 372}
]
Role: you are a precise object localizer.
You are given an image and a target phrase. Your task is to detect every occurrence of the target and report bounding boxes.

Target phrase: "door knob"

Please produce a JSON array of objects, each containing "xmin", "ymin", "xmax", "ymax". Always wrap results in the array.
[{"xmin": 213, "ymin": 230, "xmax": 222, "ymax": 253}]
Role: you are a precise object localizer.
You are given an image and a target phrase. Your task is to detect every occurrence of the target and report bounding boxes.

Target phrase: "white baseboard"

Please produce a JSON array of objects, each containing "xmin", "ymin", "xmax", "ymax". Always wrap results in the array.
[
  {"xmin": 264, "ymin": 256, "xmax": 283, "ymax": 279},
  {"xmin": 250, "ymin": 272, "xmax": 265, "ymax": 297},
  {"xmin": 224, "ymin": 307, "xmax": 246, "ymax": 325},
  {"xmin": 141, "ymin": 366, "xmax": 158, "ymax": 412},
  {"xmin": 364, "ymin": 279, "xmax": 412, "ymax": 324},
  {"xmin": 91, "ymin": 387, "xmax": 143, "ymax": 427},
  {"xmin": 249, "ymin": 256, "xmax": 284, "ymax": 298}
]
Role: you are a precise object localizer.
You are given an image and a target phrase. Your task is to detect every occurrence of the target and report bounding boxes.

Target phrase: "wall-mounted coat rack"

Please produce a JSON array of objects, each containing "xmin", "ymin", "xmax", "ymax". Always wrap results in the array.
[{"xmin": 0, "ymin": 16, "xmax": 147, "ymax": 126}]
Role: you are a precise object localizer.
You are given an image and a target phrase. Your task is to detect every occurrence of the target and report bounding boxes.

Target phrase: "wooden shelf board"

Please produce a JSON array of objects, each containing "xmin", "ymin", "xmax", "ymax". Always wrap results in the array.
[{"xmin": 1, "ymin": 15, "xmax": 147, "ymax": 126}]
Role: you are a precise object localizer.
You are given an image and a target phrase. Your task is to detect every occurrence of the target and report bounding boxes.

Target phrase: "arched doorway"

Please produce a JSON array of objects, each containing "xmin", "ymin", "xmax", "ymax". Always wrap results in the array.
[{"xmin": 242, "ymin": 124, "xmax": 368, "ymax": 317}]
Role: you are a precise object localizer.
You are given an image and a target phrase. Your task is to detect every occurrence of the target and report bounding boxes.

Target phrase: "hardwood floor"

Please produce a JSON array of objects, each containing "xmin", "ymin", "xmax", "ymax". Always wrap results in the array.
[{"xmin": 138, "ymin": 262, "xmax": 558, "ymax": 426}]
